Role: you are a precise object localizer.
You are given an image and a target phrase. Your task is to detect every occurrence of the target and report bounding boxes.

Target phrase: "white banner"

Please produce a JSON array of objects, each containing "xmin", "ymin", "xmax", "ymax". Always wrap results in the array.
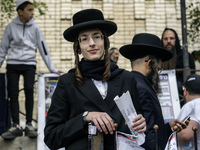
[
  {"xmin": 37, "ymin": 73, "xmax": 64, "ymax": 150},
  {"xmin": 158, "ymin": 69, "xmax": 181, "ymax": 123}
]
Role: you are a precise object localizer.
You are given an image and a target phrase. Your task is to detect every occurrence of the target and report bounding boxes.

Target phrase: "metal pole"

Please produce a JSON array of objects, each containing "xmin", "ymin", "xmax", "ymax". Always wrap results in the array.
[
  {"xmin": 153, "ymin": 124, "xmax": 159, "ymax": 150},
  {"xmin": 192, "ymin": 126, "xmax": 198, "ymax": 150},
  {"xmin": 180, "ymin": 0, "xmax": 190, "ymax": 82}
]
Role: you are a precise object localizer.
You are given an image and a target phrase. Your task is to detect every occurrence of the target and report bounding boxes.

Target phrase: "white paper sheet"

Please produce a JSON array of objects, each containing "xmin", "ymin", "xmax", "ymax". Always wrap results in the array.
[{"xmin": 114, "ymin": 91, "xmax": 145, "ymax": 145}]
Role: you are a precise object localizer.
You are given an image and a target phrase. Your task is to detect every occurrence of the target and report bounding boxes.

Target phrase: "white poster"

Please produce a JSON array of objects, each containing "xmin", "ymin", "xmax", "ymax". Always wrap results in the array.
[
  {"xmin": 37, "ymin": 73, "xmax": 64, "ymax": 150},
  {"xmin": 157, "ymin": 69, "xmax": 181, "ymax": 123}
]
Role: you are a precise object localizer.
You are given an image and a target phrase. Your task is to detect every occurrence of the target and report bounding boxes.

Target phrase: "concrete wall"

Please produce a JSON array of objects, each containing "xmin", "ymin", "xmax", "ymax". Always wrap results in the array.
[{"xmin": 0, "ymin": 136, "xmax": 37, "ymax": 150}]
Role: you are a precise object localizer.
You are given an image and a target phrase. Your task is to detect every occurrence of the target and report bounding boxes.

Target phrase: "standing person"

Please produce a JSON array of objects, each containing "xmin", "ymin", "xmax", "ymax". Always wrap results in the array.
[
  {"xmin": 0, "ymin": 0, "xmax": 61, "ymax": 139},
  {"xmin": 44, "ymin": 9, "xmax": 146, "ymax": 150},
  {"xmin": 161, "ymin": 28, "xmax": 195, "ymax": 99},
  {"xmin": 119, "ymin": 33, "xmax": 187, "ymax": 150},
  {"xmin": 177, "ymin": 74, "xmax": 200, "ymax": 149},
  {"xmin": 109, "ymin": 47, "xmax": 119, "ymax": 64}
]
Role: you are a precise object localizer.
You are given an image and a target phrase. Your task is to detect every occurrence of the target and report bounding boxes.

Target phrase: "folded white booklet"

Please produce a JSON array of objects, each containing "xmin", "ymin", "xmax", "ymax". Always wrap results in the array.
[
  {"xmin": 114, "ymin": 91, "xmax": 145, "ymax": 145},
  {"xmin": 116, "ymin": 131, "xmax": 145, "ymax": 150}
]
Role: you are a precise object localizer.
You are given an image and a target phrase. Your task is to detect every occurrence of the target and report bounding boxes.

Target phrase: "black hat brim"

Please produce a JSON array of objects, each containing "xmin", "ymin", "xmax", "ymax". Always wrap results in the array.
[
  {"xmin": 119, "ymin": 44, "xmax": 173, "ymax": 62},
  {"xmin": 63, "ymin": 20, "xmax": 117, "ymax": 42}
]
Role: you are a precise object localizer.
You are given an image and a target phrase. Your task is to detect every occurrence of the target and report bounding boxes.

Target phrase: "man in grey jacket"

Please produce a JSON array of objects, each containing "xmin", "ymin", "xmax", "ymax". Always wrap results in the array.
[{"xmin": 0, "ymin": 0, "xmax": 61, "ymax": 139}]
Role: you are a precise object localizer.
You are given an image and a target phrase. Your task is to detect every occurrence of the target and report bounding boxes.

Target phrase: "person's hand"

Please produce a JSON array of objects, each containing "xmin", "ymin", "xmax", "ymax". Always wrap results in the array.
[
  {"xmin": 131, "ymin": 114, "xmax": 146, "ymax": 133},
  {"xmin": 85, "ymin": 112, "xmax": 115, "ymax": 134},
  {"xmin": 57, "ymin": 70, "xmax": 63, "ymax": 76},
  {"xmin": 169, "ymin": 119, "xmax": 188, "ymax": 132}
]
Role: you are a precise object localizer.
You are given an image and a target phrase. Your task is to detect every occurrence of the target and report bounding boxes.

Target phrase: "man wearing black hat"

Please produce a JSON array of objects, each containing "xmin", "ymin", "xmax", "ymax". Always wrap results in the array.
[
  {"xmin": 177, "ymin": 74, "xmax": 200, "ymax": 149},
  {"xmin": 120, "ymin": 33, "xmax": 187, "ymax": 150},
  {"xmin": 44, "ymin": 9, "xmax": 146, "ymax": 150}
]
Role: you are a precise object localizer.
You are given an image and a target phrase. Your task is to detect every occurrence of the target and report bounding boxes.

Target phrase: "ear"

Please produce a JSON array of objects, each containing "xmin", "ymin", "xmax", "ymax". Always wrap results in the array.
[
  {"xmin": 18, "ymin": 9, "xmax": 23, "ymax": 16},
  {"xmin": 146, "ymin": 59, "xmax": 151, "ymax": 70},
  {"xmin": 183, "ymin": 88, "xmax": 187, "ymax": 97}
]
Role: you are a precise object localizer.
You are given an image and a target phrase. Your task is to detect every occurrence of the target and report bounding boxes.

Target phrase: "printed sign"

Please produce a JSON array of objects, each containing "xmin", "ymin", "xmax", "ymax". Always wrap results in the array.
[{"xmin": 158, "ymin": 70, "xmax": 181, "ymax": 123}]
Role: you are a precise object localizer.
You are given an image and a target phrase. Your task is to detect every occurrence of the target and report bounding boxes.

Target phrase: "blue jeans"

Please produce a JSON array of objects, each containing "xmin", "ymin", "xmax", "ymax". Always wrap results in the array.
[{"xmin": 6, "ymin": 64, "xmax": 36, "ymax": 125}]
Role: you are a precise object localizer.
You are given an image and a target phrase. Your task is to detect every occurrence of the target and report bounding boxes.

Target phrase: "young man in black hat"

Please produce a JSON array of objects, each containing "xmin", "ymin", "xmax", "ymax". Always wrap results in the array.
[
  {"xmin": 44, "ymin": 9, "xmax": 146, "ymax": 150},
  {"xmin": 177, "ymin": 74, "xmax": 200, "ymax": 149},
  {"xmin": 120, "ymin": 33, "xmax": 187, "ymax": 150}
]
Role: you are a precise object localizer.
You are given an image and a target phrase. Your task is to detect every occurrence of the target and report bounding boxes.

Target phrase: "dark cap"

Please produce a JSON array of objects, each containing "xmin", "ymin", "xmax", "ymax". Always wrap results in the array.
[{"xmin": 185, "ymin": 74, "xmax": 200, "ymax": 93}]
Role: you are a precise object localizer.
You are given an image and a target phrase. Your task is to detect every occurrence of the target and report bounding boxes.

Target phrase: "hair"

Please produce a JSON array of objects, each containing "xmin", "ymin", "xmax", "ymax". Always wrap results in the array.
[
  {"xmin": 73, "ymin": 30, "xmax": 110, "ymax": 86},
  {"xmin": 161, "ymin": 46, "xmax": 177, "ymax": 70},
  {"xmin": 17, "ymin": 1, "xmax": 33, "ymax": 11},
  {"xmin": 185, "ymin": 86, "xmax": 200, "ymax": 95},
  {"xmin": 130, "ymin": 56, "xmax": 147, "ymax": 68},
  {"xmin": 147, "ymin": 55, "xmax": 160, "ymax": 92},
  {"xmin": 131, "ymin": 54, "xmax": 160, "ymax": 92},
  {"xmin": 109, "ymin": 47, "xmax": 118, "ymax": 55},
  {"xmin": 161, "ymin": 28, "xmax": 181, "ymax": 54},
  {"xmin": 184, "ymin": 82, "xmax": 200, "ymax": 95}
]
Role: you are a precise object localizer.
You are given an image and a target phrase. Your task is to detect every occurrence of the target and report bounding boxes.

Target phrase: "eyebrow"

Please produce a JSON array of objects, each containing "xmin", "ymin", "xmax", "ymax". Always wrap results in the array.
[
  {"xmin": 164, "ymin": 37, "xmax": 175, "ymax": 39},
  {"xmin": 79, "ymin": 32, "xmax": 101, "ymax": 37}
]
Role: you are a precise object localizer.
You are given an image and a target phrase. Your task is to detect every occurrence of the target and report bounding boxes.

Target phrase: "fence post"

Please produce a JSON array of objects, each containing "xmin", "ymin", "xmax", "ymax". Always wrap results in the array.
[
  {"xmin": 192, "ymin": 126, "xmax": 198, "ymax": 150},
  {"xmin": 153, "ymin": 124, "xmax": 159, "ymax": 150}
]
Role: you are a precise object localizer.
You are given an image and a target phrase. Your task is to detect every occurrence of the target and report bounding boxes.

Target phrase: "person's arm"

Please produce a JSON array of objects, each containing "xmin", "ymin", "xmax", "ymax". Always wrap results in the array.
[
  {"xmin": 0, "ymin": 25, "xmax": 10, "ymax": 67},
  {"xmin": 177, "ymin": 120, "xmax": 199, "ymax": 145},
  {"xmin": 136, "ymin": 87, "xmax": 156, "ymax": 150},
  {"xmin": 36, "ymin": 26, "xmax": 59, "ymax": 73},
  {"xmin": 130, "ymin": 77, "xmax": 146, "ymax": 133}
]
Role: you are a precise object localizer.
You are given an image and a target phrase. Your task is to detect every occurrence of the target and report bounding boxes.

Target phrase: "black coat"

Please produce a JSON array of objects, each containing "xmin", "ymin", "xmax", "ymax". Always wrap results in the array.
[
  {"xmin": 44, "ymin": 70, "xmax": 143, "ymax": 150},
  {"xmin": 132, "ymin": 71, "xmax": 172, "ymax": 150},
  {"xmin": 176, "ymin": 50, "xmax": 195, "ymax": 95}
]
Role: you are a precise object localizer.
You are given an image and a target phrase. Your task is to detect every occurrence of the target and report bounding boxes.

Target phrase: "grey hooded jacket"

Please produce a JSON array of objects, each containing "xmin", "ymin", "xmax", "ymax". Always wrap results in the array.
[{"xmin": 0, "ymin": 16, "xmax": 57, "ymax": 73}]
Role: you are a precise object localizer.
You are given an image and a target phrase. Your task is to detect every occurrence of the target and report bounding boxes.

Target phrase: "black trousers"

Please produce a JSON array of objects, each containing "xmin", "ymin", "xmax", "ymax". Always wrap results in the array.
[{"xmin": 6, "ymin": 64, "xmax": 36, "ymax": 125}]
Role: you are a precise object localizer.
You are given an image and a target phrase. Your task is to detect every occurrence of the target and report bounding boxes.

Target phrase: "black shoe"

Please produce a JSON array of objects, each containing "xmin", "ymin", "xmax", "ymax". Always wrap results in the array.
[
  {"xmin": 1, "ymin": 126, "xmax": 23, "ymax": 140},
  {"xmin": 24, "ymin": 124, "xmax": 37, "ymax": 138}
]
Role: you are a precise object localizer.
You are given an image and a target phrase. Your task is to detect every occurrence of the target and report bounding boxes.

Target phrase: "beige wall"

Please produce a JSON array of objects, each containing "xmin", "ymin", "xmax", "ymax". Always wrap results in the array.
[{"xmin": 0, "ymin": 0, "xmax": 199, "ymax": 125}]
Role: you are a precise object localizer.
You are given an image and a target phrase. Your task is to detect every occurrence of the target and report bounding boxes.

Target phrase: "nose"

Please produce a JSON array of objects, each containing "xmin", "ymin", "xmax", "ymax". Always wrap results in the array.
[
  {"xmin": 88, "ymin": 37, "xmax": 95, "ymax": 45},
  {"xmin": 167, "ymin": 38, "xmax": 171, "ymax": 43}
]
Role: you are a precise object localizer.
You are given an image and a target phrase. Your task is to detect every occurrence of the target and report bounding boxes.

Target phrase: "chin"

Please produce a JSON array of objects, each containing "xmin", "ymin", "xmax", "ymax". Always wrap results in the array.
[{"xmin": 85, "ymin": 57, "xmax": 100, "ymax": 61}]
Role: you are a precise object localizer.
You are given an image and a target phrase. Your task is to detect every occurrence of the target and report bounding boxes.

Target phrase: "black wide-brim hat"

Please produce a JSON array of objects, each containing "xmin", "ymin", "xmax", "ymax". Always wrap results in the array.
[
  {"xmin": 119, "ymin": 33, "xmax": 173, "ymax": 62},
  {"xmin": 63, "ymin": 9, "xmax": 117, "ymax": 42}
]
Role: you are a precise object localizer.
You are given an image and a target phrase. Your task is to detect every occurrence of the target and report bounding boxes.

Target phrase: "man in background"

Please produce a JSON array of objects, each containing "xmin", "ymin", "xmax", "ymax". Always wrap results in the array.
[
  {"xmin": 120, "ymin": 33, "xmax": 186, "ymax": 150},
  {"xmin": 177, "ymin": 74, "xmax": 200, "ymax": 149},
  {"xmin": 161, "ymin": 28, "xmax": 195, "ymax": 102},
  {"xmin": 109, "ymin": 47, "xmax": 119, "ymax": 64}
]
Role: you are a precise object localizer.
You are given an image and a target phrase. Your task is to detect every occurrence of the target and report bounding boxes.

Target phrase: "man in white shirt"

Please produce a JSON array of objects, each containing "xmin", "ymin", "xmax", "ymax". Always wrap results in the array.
[{"xmin": 177, "ymin": 74, "xmax": 200, "ymax": 149}]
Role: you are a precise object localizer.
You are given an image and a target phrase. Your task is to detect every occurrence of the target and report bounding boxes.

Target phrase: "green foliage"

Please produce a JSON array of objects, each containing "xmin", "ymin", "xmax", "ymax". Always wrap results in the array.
[
  {"xmin": 0, "ymin": 0, "xmax": 15, "ymax": 26},
  {"xmin": 0, "ymin": 0, "xmax": 48, "ymax": 27},
  {"xmin": 32, "ymin": 1, "xmax": 48, "ymax": 16},
  {"xmin": 192, "ymin": 50, "xmax": 200, "ymax": 61},
  {"xmin": 187, "ymin": 1, "xmax": 200, "ymax": 45}
]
